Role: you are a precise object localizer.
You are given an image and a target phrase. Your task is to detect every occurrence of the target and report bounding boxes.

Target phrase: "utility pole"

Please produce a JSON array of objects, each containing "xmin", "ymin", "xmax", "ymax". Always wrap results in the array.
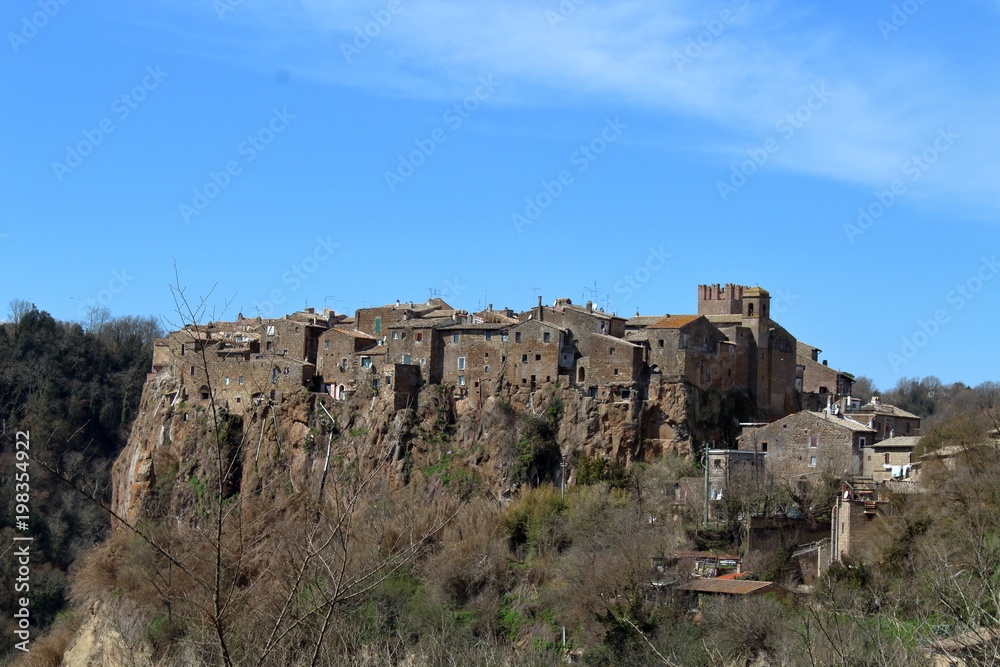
[
  {"xmin": 702, "ymin": 444, "xmax": 710, "ymax": 526},
  {"xmin": 560, "ymin": 455, "xmax": 568, "ymax": 499}
]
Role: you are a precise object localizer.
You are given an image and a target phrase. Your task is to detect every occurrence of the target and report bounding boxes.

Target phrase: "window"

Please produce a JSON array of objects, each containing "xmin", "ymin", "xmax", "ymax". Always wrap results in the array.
[
  {"xmin": 905, "ymin": 423, "xmax": 911, "ymax": 433},
  {"xmin": 748, "ymin": 303, "xmax": 754, "ymax": 317},
  {"xmin": 521, "ymin": 354, "xmax": 528, "ymax": 363},
  {"xmin": 403, "ymin": 355, "xmax": 412, "ymax": 364},
  {"xmin": 501, "ymin": 333, "xmax": 509, "ymax": 342},
  {"xmin": 609, "ymin": 347, "xmax": 615, "ymax": 355},
  {"xmin": 486, "ymin": 332, "xmax": 493, "ymax": 341},
  {"xmin": 453, "ymin": 333, "xmax": 460, "ymax": 343},
  {"xmin": 535, "ymin": 354, "xmax": 541, "ymax": 361},
  {"xmin": 809, "ymin": 456, "xmax": 817, "ymax": 467},
  {"xmin": 761, "ymin": 442, "xmax": 768, "ymax": 452},
  {"xmin": 374, "ymin": 317, "xmax": 381, "ymax": 333},
  {"xmin": 392, "ymin": 331, "xmax": 399, "ymax": 339},
  {"xmin": 613, "ymin": 368, "xmax": 618, "ymax": 376},
  {"xmin": 282, "ymin": 349, "xmax": 288, "ymax": 356},
  {"xmin": 713, "ymin": 459, "xmax": 721, "ymax": 468},
  {"xmin": 681, "ymin": 334, "xmax": 688, "ymax": 349},
  {"xmin": 484, "ymin": 365, "xmax": 490, "ymax": 374},
  {"xmin": 515, "ymin": 332, "xmax": 522, "ymax": 342},
  {"xmin": 373, "ymin": 378, "xmax": 380, "ymax": 389},
  {"xmin": 238, "ymin": 376, "xmax": 244, "ymax": 385},
  {"xmin": 578, "ymin": 367, "xmax": 585, "ymax": 382},
  {"xmin": 266, "ymin": 325, "xmax": 275, "ymax": 335},
  {"xmin": 658, "ymin": 339, "xmax": 664, "ymax": 348},
  {"xmin": 458, "ymin": 375, "xmax": 466, "ymax": 386},
  {"xmin": 809, "ymin": 435, "xmax": 819, "ymax": 448},
  {"xmin": 543, "ymin": 332, "xmax": 550, "ymax": 342},
  {"xmin": 458, "ymin": 357, "xmax": 466, "ymax": 370},
  {"xmin": 235, "ymin": 395, "xmax": 241, "ymax": 404},
  {"xmin": 294, "ymin": 326, "xmax": 300, "ymax": 332},
  {"xmin": 266, "ymin": 341, "xmax": 273, "ymax": 351},
  {"xmin": 401, "ymin": 332, "xmax": 406, "ymax": 339},
  {"xmin": 420, "ymin": 358, "xmax": 426, "ymax": 365},
  {"xmin": 180, "ymin": 344, "xmax": 185, "ymax": 356},
  {"xmin": 859, "ymin": 436, "xmax": 867, "ymax": 447},
  {"xmin": 224, "ymin": 377, "xmax": 230, "ymax": 385},
  {"xmin": 324, "ymin": 340, "xmax": 329, "ymax": 349},
  {"xmin": 190, "ymin": 365, "xmax": 195, "ymax": 375},
  {"xmin": 884, "ymin": 452, "xmax": 890, "ymax": 465},
  {"xmin": 415, "ymin": 332, "xmax": 423, "ymax": 342},
  {"xmin": 361, "ymin": 356, "xmax": 372, "ymax": 368}
]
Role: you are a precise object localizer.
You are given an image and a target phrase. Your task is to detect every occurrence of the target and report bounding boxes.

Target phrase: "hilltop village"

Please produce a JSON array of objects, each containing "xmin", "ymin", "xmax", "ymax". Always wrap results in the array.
[
  {"xmin": 154, "ymin": 283, "xmax": 852, "ymax": 421},
  {"xmin": 149, "ymin": 282, "xmax": 936, "ymax": 570}
]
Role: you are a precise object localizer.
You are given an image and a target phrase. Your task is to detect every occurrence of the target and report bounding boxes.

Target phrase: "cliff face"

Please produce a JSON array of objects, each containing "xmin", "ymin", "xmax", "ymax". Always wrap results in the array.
[{"xmin": 112, "ymin": 375, "xmax": 750, "ymax": 527}]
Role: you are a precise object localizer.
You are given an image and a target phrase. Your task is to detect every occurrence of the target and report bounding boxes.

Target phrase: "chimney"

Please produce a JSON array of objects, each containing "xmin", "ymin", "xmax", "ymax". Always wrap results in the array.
[
  {"xmin": 871, "ymin": 396, "xmax": 880, "ymax": 405},
  {"xmin": 305, "ymin": 307, "xmax": 315, "ymax": 314},
  {"xmin": 488, "ymin": 303, "xmax": 493, "ymax": 311},
  {"xmin": 586, "ymin": 300, "xmax": 593, "ymax": 312},
  {"xmin": 537, "ymin": 295, "xmax": 544, "ymax": 322}
]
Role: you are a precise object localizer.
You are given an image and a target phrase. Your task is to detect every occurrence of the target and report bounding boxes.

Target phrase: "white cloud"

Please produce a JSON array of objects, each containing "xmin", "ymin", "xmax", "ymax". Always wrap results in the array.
[{"xmin": 157, "ymin": 0, "xmax": 1000, "ymax": 213}]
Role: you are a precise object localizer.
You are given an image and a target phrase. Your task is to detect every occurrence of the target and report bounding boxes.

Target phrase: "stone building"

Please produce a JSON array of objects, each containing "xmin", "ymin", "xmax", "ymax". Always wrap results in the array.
[
  {"xmin": 738, "ymin": 411, "xmax": 876, "ymax": 484},
  {"xmin": 150, "ymin": 282, "xmax": 852, "ymax": 426},
  {"xmin": 844, "ymin": 397, "xmax": 921, "ymax": 441},
  {"xmin": 861, "ymin": 436, "xmax": 918, "ymax": 481},
  {"xmin": 354, "ymin": 298, "xmax": 452, "ymax": 337},
  {"xmin": 697, "ymin": 285, "xmax": 799, "ymax": 417},
  {"xmin": 797, "ymin": 342, "xmax": 855, "ymax": 411}
]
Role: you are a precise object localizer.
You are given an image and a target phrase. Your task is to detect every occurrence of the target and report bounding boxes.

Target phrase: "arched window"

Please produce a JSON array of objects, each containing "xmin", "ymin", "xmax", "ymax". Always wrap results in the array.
[{"xmin": 748, "ymin": 303, "xmax": 755, "ymax": 317}]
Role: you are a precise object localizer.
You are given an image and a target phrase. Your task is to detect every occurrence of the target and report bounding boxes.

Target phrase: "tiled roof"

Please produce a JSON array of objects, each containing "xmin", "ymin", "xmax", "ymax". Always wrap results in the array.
[
  {"xmin": 386, "ymin": 317, "xmax": 458, "ymax": 329},
  {"xmin": 870, "ymin": 436, "xmax": 921, "ymax": 450},
  {"xmin": 331, "ymin": 329, "xmax": 377, "ymax": 339},
  {"xmin": 590, "ymin": 333, "xmax": 640, "ymax": 348},
  {"xmin": 648, "ymin": 314, "xmax": 702, "ymax": 329},
  {"xmin": 625, "ymin": 315, "xmax": 663, "ymax": 327},
  {"xmin": 846, "ymin": 404, "xmax": 921, "ymax": 420},
  {"xmin": 679, "ymin": 579, "xmax": 783, "ymax": 595},
  {"xmin": 438, "ymin": 323, "xmax": 511, "ymax": 331}
]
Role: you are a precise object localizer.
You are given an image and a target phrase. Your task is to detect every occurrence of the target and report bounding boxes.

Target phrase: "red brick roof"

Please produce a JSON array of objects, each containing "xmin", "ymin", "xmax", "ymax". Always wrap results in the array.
[{"xmin": 648, "ymin": 314, "xmax": 701, "ymax": 329}]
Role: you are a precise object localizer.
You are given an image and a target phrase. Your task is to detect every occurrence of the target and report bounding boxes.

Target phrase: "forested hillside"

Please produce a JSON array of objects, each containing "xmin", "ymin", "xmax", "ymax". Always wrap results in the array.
[{"xmin": 0, "ymin": 304, "xmax": 161, "ymax": 658}]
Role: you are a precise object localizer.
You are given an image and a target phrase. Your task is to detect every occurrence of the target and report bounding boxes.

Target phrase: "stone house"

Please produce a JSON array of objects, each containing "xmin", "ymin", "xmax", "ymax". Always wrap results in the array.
[
  {"xmin": 644, "ymin": 314, "xmax": 733, "ymax": 392},
  {"xmin": 844, "ymin": 397, "xmax": 921, "ymax": 441},
  {"xmin": 862, "ymin": 436, "xmax": 918, "ymax": 481},
  {"xmin": 316, "ymin": 328, "xmax": 379, "ymax": 399},
  {"xmin": 437, "ymin": 322, "xmax": 509, "ymax": 395},
  {"xmin": 354, "ymin": 298, "xmax": 452, "ymax": 337},
  {"xmin": 738, "ymin": 411, "xmax": 876, "ymax": 484},
  {"xmin": 507, "ymin": 319, "xmax": 565, "ymax": 391},
  {"xmin": 577, "ymin": 333, "xmax": 644, "ymax": 400},
  {"xmin": 797, "ymin": 342, "xmax": 855, "ymax": 411}
]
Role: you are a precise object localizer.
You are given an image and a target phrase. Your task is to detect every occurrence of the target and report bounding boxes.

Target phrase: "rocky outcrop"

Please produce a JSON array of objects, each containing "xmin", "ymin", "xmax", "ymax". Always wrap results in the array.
[{"xmin": 112, "ymin": 373, "xmax": 752, "ymax": 529}]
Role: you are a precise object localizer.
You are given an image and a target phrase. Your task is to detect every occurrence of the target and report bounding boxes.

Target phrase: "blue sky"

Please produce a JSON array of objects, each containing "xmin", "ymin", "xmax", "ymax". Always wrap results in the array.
[{"xmin": 2, "ymin": 0, "xmax": 997, "ymax": 390}]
